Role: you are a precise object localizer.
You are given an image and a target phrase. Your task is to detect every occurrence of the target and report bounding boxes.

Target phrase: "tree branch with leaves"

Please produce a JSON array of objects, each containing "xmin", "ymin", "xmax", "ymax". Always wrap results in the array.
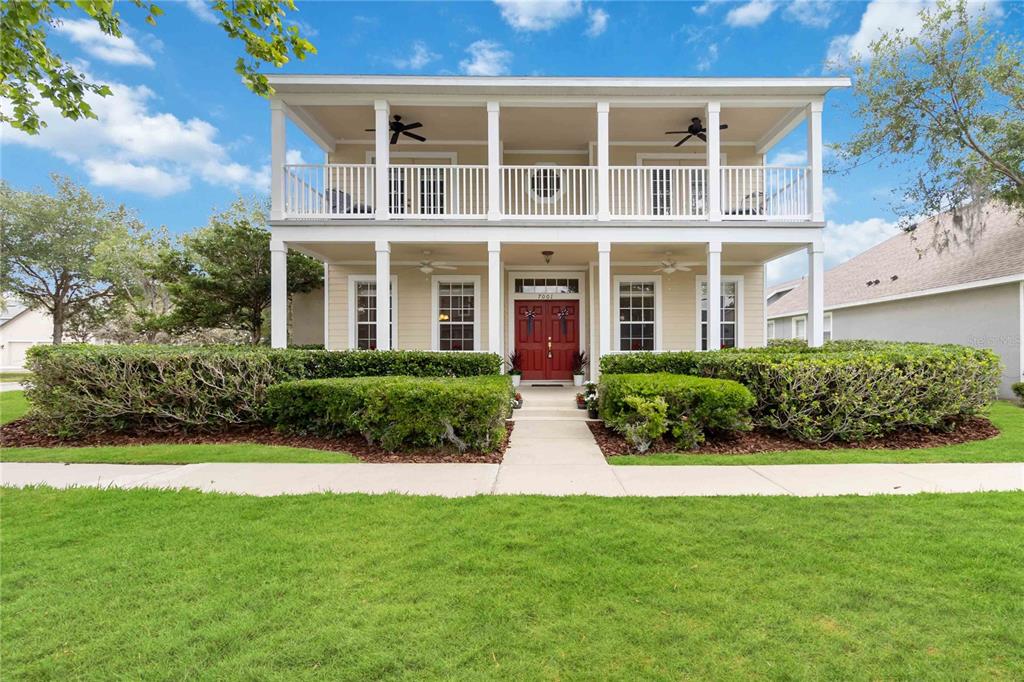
[
  {"xmin": 834, "ymin": 0, "xmax": 1023, "ymax": 248},
  {"xmin": 0, "ymin": 0, "xmax": 315, "ymax": 134}
]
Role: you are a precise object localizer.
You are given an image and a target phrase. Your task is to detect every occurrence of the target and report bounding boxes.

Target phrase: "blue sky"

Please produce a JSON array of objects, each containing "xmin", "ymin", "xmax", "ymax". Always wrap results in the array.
[{"xmin": 1, "ymin": 0, "xmax": 1018, "ymax": 283}]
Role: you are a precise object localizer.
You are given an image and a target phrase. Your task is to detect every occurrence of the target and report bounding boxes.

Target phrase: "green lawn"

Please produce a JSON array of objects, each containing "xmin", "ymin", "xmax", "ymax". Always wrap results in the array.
[
  {"xmin": 610, "ymin": 401, "xmax": 1024, "ymax": 466},
  {"xmin": 2, "ymin": 488, "xmax": 1022, "ymax": 679},
  {"xmin": 0, "ymin": 390, "xmax": 29, "ymax": 425}
]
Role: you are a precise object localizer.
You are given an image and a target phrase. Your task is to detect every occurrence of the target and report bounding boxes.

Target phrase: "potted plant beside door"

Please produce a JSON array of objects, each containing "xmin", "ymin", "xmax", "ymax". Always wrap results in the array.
[
  {"xmin": 507, "ymin": 351, "xmax": 523, "ymax": 387},
  {"xmin": 571, "ymin": 351, "xmax": 587, "ymax": 387}
]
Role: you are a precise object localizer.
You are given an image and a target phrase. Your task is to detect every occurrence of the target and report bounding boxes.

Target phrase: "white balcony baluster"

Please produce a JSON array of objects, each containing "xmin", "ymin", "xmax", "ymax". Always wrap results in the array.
[{"xmin": 720, "ymin": 165, "xmax": 810, "ymax": 220}]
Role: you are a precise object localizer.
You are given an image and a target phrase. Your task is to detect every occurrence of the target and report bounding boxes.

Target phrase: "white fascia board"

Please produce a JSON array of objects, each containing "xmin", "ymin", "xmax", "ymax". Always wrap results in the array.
[
  {"xmin": 284, "ymin": 103, "xmax": 335, "ymax": 153},
  {"xmin": 266, "ymin": 74, "xmax": 852, "ymax": 94},
  {"xmin": 766, "ymin": 273, "xmax": 1024, "ymax": 319},
  {"xmin": 281, "ymin": 93, "xmax": 838, "ymax": 109},
  {"xmin": 272, "ymin": 223, "xmax": 825, "ymax": 245},
  {"xmin": 755, "ymin": 107, "xmax": 807, "ymax": 155}
]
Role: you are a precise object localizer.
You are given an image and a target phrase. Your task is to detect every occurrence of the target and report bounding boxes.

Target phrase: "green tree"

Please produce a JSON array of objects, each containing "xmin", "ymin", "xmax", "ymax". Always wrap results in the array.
[
  {"xmin": 1, "ymin": 0, "xmax": 315, "ymax": 134},
  {"xmin": 835, "ymin": 0, "xmax": 1023, "ymax": 246},
  {"xmin": 155, "ymin": 198, "xmax": 322, "ymax": 344},
  {"xmin": 0, "ymin": 175, "xmax": 147, "ymax": 344}
]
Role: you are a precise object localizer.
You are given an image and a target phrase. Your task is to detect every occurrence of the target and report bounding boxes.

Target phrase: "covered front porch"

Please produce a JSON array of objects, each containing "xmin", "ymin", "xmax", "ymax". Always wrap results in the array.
[{"xmin": 271, "ymin": 231, "xmax": 827, "ymax": 378}]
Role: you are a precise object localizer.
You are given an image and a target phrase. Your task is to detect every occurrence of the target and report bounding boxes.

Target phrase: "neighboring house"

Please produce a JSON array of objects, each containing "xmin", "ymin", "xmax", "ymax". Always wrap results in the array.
[
  {"xmin": 768, "ymin": 204, "xmax": 1024, "ymax": 398},
  {"xmin": 267, "ymin": 75, "xmax": 848, "ymax": 380},
  {"xmin": 0, "ymin": 302, "xmax": 53, "ymax": 371}
]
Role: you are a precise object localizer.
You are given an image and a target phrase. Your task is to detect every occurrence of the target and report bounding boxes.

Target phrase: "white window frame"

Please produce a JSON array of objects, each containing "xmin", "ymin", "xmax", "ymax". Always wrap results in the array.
[
  {"xmin": 766, "ymin": 319, "xmax": 776, "ymax": 340},
  {"xmin": 793, "ymin": 315, "xmax": 807, "ymax": 340},
  {"xmin": 823, "ymin": 312, "xmax": 832, "ymax": 342},
  {"xmin": 347, "ymin": 274, "xmax": 398, "ymax": 350},
  {"xmin": 529, "ymin": 163, "xmax": 563, "ymax": 205},
  {"xmin": 613, "ymin": 275, "xmax": 663, "ymax": 352},
  {"xmin": 432, "ymin": 275, "xmax": 481, "ymax": 351},
  {"xmin": 696, "ymin": 275, "xmax": 745, "ymax": 350}
]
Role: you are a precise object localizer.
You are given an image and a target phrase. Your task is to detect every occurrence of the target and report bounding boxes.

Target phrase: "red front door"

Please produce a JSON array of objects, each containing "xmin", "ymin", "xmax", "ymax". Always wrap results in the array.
[{"xmin": 515, "ymin": 300, "xmax": 580, "ymax": 381}]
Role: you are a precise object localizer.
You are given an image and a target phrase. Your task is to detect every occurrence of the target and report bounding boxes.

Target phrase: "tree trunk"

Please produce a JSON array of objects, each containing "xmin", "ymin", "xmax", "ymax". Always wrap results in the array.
[
  {"xmin": 250, "ymin": 321, "xmax": 262, "ymax": 345},
  {"xmin": 52, "ymin": 304, "xmax": 64, "ymax": 345}
]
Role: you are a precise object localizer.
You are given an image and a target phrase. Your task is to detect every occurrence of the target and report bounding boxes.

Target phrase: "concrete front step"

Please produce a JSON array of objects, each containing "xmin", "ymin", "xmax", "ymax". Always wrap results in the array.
[{"xmin": 514, "ymin": 407, "xmax": 588, "ymax": 420}]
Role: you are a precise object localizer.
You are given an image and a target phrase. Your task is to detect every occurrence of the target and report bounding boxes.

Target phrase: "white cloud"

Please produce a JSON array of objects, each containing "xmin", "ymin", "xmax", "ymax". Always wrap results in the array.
[
  {"xmin": 784, "ymin": 0, "xmax": 838, "ymax": 28},
  {"xmin": 54, "ymin": 19, "xmax": 154, "ymax": 67},
  {"xmin": 827, "ymin": 0, "xmax": 1002, "ymax": 63},
  {"xmin": 183, "ymin": 0, "xmax": 219, "ymax": 24},
  {"xmin": 459, "ymin": 40, "xmax": 513, "ymax": 76},
  {"xmin": 285, "ymin": 149, "xmax": 308, "ymax": 165},
  {"xmin": 85, "ymin": 160, "xmax": 190, "ymax": 197},
  {"xmin": 696, "ymin": 43, "xmax": 719, "ymax": 72},
  {"xmin": 767, "ymin": 216, "xmax": 898, "ymax": 283},
  {"xmin": 725, "ymin": 0, "xmax": 776, "ymax": 28},
  {"xmin": 2, "ymin": 77, "xmax": 268, "ymax": 197},
  {"xmin": 585, "ymin": 8, "xmax": 609, "ymax": 37},
  {"xmin": 769, "ymin": 150, "xmax": 808, "ymax": 165},
  {"xmin": 494, "ymin": 0, "xmax": 582, "ymax": 31},
  {"xmin": 390, "ymin": 41, "xmax": 440, "ymax": 70}
]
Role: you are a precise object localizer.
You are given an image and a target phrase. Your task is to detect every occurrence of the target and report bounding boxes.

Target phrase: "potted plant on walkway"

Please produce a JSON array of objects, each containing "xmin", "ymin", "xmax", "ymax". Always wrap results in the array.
[
  {"xmin": 576, "ymin": 392, "xmax": 586, "ymax": 409},
  {"xmin": 512, "ymin": 392, "xmax": 523, "ymax": 409},
  {"xmin": 507, "ymin": 351, "xmax": 523, "ymax": 387},
  {"xmin": 584, "ymin": 382, "xmax": 599, "ymax": 419},
  {"xmin": 571, "ymin": 351, "xmax": 587, "ymax": 387}
]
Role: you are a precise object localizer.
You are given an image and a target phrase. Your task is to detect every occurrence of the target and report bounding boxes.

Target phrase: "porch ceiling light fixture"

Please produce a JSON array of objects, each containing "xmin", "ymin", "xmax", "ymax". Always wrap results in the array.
[{"xmin": 542, "ymin": 250, "xmax": 554, "ymax": 264}]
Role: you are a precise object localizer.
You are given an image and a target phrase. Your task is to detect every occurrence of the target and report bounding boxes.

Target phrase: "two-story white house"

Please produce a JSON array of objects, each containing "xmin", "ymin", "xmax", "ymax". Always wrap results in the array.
[{"xmin": 268, "ymin": 75, "xmax": 847, "ymax": 381}]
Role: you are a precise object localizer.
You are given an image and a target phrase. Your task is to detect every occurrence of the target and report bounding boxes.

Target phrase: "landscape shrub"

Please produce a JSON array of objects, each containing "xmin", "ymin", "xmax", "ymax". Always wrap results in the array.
[
  {"xmin": 1013, "ymin": 381, "xmax": 1024, "ymax": 406},
  {"xmin": 599, "ymin": 373, "xmax": 754, "ymax": 451},
  {"xmin": 266, "ymin": 375, "xmax": 513, "ymax": 452},
  {"xmin": 613, "ymin": 396, "xmax": 669, "ymax": 453},
  {"xmin": 600, "ymin": 342, "xmax": 1001, "ymax": 443},
  {"xmin": 24, "ymin": 345, "xmax": 501, "ymax": 436}
]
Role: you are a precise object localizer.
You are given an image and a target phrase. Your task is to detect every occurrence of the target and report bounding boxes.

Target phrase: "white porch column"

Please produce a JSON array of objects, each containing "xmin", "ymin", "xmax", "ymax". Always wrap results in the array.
[
  {"xmin": 487, "ymin": 101, "xmax": 501, "ymax": 221},
  {"xmin": 322, "ymin": 262, "xmax": 330, "ymax": 349},
  {"xmin": 807, "ymin": 100, "xmax": 824, "ymax": 221},
  {"xmin": 598, "ymin": 242, "xmax": 612, "ymax": 360},
  {"xmin": 487, "ymin": 241, "xmax": 502, "ymax": 358},
  {"xmin": 706, "ymin": 241, "xmax": 722, "ymax": 351},
  {"xmin": 807, "ymin": 244, "xmax": 825, "ymax": 347},
  {"xmin": 270, "ymin": 240, "xmax": 288, "ymax": 348},
  {"xmin": 270, "ymin": 100, "xmax": 286, "ymax": 220},
  {"xmin": 706, "ymin": 101, "xmax": 722, "ymax": 221},
  {"xmin": 374, "ymin": 100, "xmax": 390, "ymax": 221},
  {"xmin": 596, "ymin": 102, "xmax": 610, "ymax": 221},
  {"xmin": 375, "ymin": 240, "xmax": 391, "ymax": 350}
]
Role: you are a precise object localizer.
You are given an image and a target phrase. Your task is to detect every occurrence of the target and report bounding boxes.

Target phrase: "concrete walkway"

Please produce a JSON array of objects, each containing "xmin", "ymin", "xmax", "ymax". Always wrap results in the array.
[{"xmin": 2, "ymin": 384, "xmax": 1023, "ymax": 497}]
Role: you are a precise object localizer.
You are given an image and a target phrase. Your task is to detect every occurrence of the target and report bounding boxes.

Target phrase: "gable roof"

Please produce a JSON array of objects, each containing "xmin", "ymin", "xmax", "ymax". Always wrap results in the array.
[{"xmin": 768, "ymin": 203, "xmax": 1024, "ymax": 318}]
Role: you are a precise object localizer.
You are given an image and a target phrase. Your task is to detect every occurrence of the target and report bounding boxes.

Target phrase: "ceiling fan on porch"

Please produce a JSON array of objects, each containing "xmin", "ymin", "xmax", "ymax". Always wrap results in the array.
[
  {"xmin": 653, "ymin": 253, "xmax": 691, "ymax": 274},
  {"xmin": 665, "ymin": 116, "xmax": 728, "ymax": 147},
  {"xmin": 415, "ymin": 251, "xmax": 457, "ymax": 274},
  {"xmin": 365, "ymin": 115, "xmax": 427, "ymax": 144}
]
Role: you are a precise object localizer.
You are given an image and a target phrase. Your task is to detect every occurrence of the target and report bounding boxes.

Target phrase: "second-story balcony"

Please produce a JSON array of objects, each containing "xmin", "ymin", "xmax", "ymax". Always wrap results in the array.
[
  {"xmin": 282, "ymin": 162, "xmax": 811, "ymax": 221},
  {"xmin": 268, "ymin": 75, "xmax": 840, "ymax": 225}
]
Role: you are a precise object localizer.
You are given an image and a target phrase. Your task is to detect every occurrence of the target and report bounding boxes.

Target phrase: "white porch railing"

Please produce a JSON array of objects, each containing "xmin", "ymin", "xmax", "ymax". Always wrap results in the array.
[
  {"xmin": 721, "ymin": 165, "xmax": 810, "ymax": 220},
  {"xmin": 387, "ymin": 165, "xmax": 488, "ymax": 218},
  {"xmin": 500, "ymin": 166, "xmax": 597, "ymax": 218},
  {"xmin": 609, "ymin": 166, "xmax": 708, "ymax": 219},
  {"xmin": 284, "ymin": 164, "xmax": 375, "ymax": 217}
]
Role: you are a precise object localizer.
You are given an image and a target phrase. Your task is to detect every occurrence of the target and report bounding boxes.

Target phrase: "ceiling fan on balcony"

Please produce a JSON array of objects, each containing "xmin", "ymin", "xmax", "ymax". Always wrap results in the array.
[
  {"xmin": 665, "ymin": 117, "xmax": 728, "ymax": 147},
  {"xmin": 365, "ymin": 115, "xmax": 427, "ymax": 145},
  {"xmin": 416, "ymin": 251, "xmax": 457, "ymax": 274},
  {"xmin": 653, "ymin": 253, "xmax": 691, "ymax": 274}
]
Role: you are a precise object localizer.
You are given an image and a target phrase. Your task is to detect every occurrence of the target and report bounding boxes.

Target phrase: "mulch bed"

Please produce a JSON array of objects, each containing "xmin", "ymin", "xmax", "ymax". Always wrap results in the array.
[
  {"xmin": 0, "ymin": 419, "xmax": 515, "ymax": 464},
  {"xmin": 586, "ymin": 417, "xmax": 999, "ymax": 457}
]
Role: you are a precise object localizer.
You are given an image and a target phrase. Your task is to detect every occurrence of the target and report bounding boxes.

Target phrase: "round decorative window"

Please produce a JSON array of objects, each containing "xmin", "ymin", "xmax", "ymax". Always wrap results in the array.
[{"xmin": 530, "ymin": 168, "xmax": 562, "ymax": 200}]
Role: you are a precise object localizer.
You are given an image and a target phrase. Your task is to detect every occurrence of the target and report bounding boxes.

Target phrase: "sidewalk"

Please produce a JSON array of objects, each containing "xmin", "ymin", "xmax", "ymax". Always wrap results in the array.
[{"xmin": 2, "ymin": 461, "xmax": 1022, "ymax": 498}]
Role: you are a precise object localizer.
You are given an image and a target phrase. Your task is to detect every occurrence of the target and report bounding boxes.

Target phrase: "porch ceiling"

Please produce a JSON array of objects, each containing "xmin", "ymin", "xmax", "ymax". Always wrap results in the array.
[
  {"xmin": 296, "ymin": 104, "xmax": 801, "ymax": 149},
  {"xmin": 289, "ymin": 241, "xmax": 805, "ymax": 266}
]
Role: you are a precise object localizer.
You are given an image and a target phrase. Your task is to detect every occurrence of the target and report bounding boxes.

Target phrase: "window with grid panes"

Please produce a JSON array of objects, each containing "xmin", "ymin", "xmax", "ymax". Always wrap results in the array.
[
  {"xmin": 437, "ymin": 281, "xmax": 475, "ymax": 350},
  {"xmin": 353, "ymin": 280, "xmax": 393, "ymax": 350},
  {"xmin": 700, "ymin": 279, "xmax": 739, "ymax": 350},
  {"xmin": 618, "ymin": 280, "xmax": 656, "ymax": 351}
]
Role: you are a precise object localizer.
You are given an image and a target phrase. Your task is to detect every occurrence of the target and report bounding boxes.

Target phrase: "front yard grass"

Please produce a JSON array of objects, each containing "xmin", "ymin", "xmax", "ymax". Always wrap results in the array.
[
  {"xmin": 1, "ymin": 443, "xmax": 359, "ymax": 464},
  {"xmin": 0, "ymin": 390, "xmax": 29, "ymax": 425},
  {"xmin": 2, "ymin": 488, "xmax": 1022, "ymax": 679},
  {"xmin": 610, "ymin": 401, "xmax": 1024, "ymax": 466}
]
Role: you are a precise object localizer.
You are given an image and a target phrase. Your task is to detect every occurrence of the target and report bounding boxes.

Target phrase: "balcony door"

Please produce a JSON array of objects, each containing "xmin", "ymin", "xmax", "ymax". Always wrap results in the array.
[
  {"xmin": 640, "ymin": 156, "xmax": 704, "ymax": 216},
  {"xmin": 372, "ymin": 154, "xmax": 453, "ymax": 216}
]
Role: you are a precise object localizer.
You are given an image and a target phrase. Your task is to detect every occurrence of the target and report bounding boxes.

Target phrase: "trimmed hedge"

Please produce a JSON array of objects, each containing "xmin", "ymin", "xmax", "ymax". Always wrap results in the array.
[
  {"xmin": 599, "ymin": 373, "xmax": 754, "ymax": 450},
  {"xmin": 600, "ymin": 342, "xmax": 1001, "ymax": 443},
  {"xmin": 266, "ymin": 375, "xmax": 513, "ymax": 452},
  {"xmin": 24, "ymin": 345, "xmax": 501, "ymax": 436}
]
